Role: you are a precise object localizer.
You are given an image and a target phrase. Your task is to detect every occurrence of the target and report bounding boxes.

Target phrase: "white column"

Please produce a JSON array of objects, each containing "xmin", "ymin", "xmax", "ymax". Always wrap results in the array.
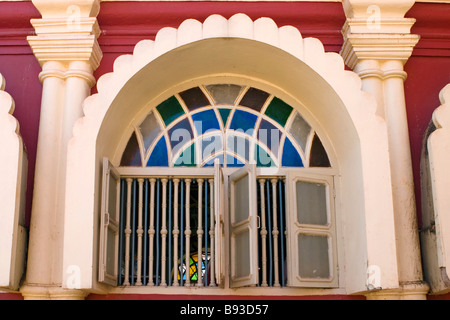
[
  {"xmin": 26, "ymin": 61, "xmax": 66, "ymax": 287},
  {"xmin": 22, "ymin": 0, "xmax": 102, "ymax": 300},
  {"xmin": 341, "ymin": 0, "xmax": 429, "ymax": 299},
  {"xmin": 382, "ymin": 61, "xmax": 422, "ymax": 284}
]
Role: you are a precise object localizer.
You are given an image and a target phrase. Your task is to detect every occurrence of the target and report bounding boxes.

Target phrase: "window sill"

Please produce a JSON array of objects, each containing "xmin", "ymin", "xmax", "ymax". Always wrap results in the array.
[{"xmin": 108, "ymin": 285, "xmax": 347, "ymax": 297}]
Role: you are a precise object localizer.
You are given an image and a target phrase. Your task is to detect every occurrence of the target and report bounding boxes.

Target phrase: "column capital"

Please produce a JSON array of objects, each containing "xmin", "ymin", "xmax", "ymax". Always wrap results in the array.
[
  {"xmin": 340, "ymin": 0, "xmax": 420, "ymax": 69},
  {"xmin": 27, "ymin": 0, "xmax": 102, "ymax": 71}
]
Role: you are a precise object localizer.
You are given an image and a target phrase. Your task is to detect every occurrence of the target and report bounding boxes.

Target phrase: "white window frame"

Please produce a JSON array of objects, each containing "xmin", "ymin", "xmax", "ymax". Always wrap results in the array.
[
  {"xmin": 103, "ymin": 161, "xmax": 338, "ymax": 289},
  {"xmin": 286, "ymin": 172, "xmax": 338, "ymax": 288}
]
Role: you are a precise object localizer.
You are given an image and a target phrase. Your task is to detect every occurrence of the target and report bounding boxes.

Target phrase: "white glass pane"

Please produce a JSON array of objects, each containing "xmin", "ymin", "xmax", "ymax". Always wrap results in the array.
[
  {"xmin": 106, "ymin": 228, "xmax": 116, "ymax": 276},
  {"xmin": 298, "ymin": 234, "xmax": 330, "ymax": 279},
  {"xmin": 288, "ymin": 113, "xmax": 311, "ymax": 151},
  {"xmin": 206, "ymin": 84, "xmax": 243, "ymax": 105},
  {"xmin": 296, "ymin": 181, "xmax": 328, "ymax": 225},
  {"xmin": 233, "ymin": 174, "xmax": 249, "ymax": 223},
  {"xmin": 235, "ymin": 229, "xmax": 250, "ymax": 278},
  {"xmin": 108, "ymin": 175, "xmax": 118, "ymax": 221},
  {"xmin": 140, "ymin": 111, "xmax": 162, "ymax": 152}
]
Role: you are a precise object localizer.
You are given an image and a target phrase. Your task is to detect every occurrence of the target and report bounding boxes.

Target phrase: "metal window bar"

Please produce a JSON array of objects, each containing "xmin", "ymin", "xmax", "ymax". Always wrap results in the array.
[
  {"xmin": 257, "ymin": 177, "xmax": 287, "ymax": 287},
  {"xmin": 118, "ymin": 175, "xmax": 287, "ymax": 288},
  {"xmin": 119, "ymin": 176, "xmax": 217, "ymax": 287}
]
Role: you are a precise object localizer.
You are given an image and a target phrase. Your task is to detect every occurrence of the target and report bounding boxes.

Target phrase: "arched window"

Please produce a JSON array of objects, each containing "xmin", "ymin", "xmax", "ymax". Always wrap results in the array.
[
  {"xmin": 99, "ymin": 83, "xmax": 338, "ymax": 290},
  {"xmin": 120, "ymin": 84, "xmax": 330, "ymax": 169}
]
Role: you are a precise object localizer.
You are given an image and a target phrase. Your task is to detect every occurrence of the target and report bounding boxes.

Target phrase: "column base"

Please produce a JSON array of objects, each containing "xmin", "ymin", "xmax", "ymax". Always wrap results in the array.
[
  {"xmin": 364, "ymin": 281, "xmax": 430, "ymax": 300},
  {"xmin": 20, "ymin": 284, "xmax": 88, "ymax": 300}
]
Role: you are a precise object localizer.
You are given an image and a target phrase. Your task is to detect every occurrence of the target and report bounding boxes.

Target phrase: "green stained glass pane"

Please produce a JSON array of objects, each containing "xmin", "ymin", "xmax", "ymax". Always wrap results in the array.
[
  {"xmin": 255, "ymin": 144, "xmax": 275, "ymax": 167},
  {"xmin": 156, "ymin": 96, "xmax": 185, "ymax": 127},
  {"xmin": 174, "ymin": 143, "xmax": 196, "ymax": 167},
  {"xmin": 264, "ymin": 97, "xmax": 293, "ymax": 127},
  {"xmin": 218, "ymin": 108, "xmax": 232, "ymax": 128}
]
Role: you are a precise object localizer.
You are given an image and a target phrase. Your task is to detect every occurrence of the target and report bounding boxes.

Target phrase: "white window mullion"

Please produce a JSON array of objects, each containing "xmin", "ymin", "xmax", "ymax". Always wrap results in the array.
[
  {"xmin": 214, "ymin": 160, "xmax": 225, "ymax": 288},
  {"xmin": 172, "ymin": 178, "xmax": 180, "ymax": 286},
  {"xmin": 147, "ymin": 178, "xmax": 156, "ymax": 287},
  {"xmin": 270, "ymin": 178, "xmax": 280, "ymax": 287},
  {"xmin": 160, "ymin": 178, "xmax": 168, "ymax": 287},
  {"xmin": 197, "ymin": 178, "xmax": 204, "ymax": 287},
  {"xmin": 135, "ymin": 178, "xmax": 145, "ymax": 286},
  {"xmin": 258, "ymin": 178, "xmax": 268, "ymax": 287},
  {"xmin": 123, "ymin": 178, "xmax": 133, "ymax": 286},
  {"xmin": 184, "ymin": 178, "xmax": 192, "ymax": 287}
]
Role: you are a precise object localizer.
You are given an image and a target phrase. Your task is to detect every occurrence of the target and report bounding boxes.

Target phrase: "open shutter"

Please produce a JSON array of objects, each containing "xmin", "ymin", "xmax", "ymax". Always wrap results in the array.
[
  {"xmin": 214, "ymin": 159, "xmax": 225, "ymax": 287},
  {"xmin": 229, "ymin": 164, "xmax": 258, "ymax": 288},
  {"xmin": 99, "ymin": 157, "xmax": 120, "ymax": 286},
  {"xmin": 286, "ymin": 172, "xmax": 338, "ymax": 288}
]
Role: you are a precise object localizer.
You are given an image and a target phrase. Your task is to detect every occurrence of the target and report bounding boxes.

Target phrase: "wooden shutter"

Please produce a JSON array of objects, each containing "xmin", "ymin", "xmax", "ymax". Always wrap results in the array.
[
  {"xmin": 229, "ymin": 164, "xmax": 258, "ymax": 288},
  {"xmin": 98, "ymin": 157, "xmax": 120, "ymax": 286},
  {"xmin": 286, "ymin": 172, "xmax": 338, "ymax": 288}
]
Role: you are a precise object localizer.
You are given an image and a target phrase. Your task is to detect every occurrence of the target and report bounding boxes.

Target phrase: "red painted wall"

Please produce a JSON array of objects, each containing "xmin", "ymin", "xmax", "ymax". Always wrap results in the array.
[
  {"xmin": 0, "ymin": 0, "xmax": 448, "ymax": 300},
  {"xmin": 0, "ymin": 2, "xmax": 41, "ymax": 228}
]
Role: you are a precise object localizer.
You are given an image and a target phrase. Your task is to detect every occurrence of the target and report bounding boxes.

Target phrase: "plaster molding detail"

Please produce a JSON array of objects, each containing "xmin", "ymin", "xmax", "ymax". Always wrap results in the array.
[
  {"xmin": 27, "ymin": 0, "xmax": 102, "ymax": 70},
  {"xmin": 340, "ymin": 0, "xmax": 419, "ymax": 69},
  {"xmin": 341, "ymin": 33, "xmax": 420, "ymax": 70},
  {"xmin": 342, "ymin": 0, "xmax": 416, "ymax": 20},
  {"xmin": 63, "ymin": 13, "xmax": 399, "ymax": 296}
]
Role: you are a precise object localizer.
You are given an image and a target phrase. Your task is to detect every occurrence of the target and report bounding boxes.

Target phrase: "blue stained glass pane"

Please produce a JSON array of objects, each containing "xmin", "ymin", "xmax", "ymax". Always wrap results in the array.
[
  {"xmin": 147, "ymin": 137, "xmax": 169, "ymax": 167},
  {"xmin": 192, "ymin": 110, "xmax": 221, "ymax": 135},
  {"xmin": 282, "ymin": 137, "xmax": 304, "ymax": 167},
  {"xmin": 255, "ymin": 144, "xmax": 276, "ymax": 167},
  {"xmin": 226, "ymin": 154, "xmax": 245, "ymax": 167},
  {"xmin": 201, "ymin": 135, "xmax": 223, "ymax": 161},
  {"xmin": 257, "ymin": 119, "xmax": 281, "ymax": 157},
  {"xmin": 168, "ymin": 118, "xmax": 194, "ymax": 156},
  {"xmin": 229, "ymin": 110, "xmax": 258, "ymax": 135},
  {"xmin": 227, "ymin": 134, "xmax": 250, "ymax": 162},
  {"xmin": 203, "ymin": 154, "xmax": 224, "ymax": 167}
]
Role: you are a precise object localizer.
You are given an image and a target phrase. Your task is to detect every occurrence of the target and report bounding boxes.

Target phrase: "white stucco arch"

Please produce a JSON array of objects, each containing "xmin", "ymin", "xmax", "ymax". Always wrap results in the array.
[{"xmin": 62, "ymin": 13, "xmax": 398, "ymax": 295}]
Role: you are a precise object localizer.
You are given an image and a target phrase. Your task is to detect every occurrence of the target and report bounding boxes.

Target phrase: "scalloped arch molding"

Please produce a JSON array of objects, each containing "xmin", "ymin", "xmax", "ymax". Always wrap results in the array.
[
  {"xmin": 63, "ymin": 13, "xmax": 399, "ymax": 294},
  {"xmin": 0, "ymin": 74, "xmax": 27, "ymax": 290}
]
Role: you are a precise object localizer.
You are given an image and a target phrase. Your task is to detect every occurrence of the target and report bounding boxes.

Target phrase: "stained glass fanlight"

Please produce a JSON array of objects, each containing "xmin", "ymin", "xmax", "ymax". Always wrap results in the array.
[{"xmin": 120, "ymin": 84, "xmax": 331, "ymax": 168}]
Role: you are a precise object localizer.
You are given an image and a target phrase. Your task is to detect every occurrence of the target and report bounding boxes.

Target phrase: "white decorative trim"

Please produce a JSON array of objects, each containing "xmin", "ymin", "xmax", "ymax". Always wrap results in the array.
[
  {"xmin": 63, "ymin": 13, "xmax": 398, "ymax": 295},
  {"xmin": 428, "ymin": 84, "xmax": 450, "ymax": 289},
  {"xmin": 0, "ymin": 74, "xmax": 28, "ymax": 291}
]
